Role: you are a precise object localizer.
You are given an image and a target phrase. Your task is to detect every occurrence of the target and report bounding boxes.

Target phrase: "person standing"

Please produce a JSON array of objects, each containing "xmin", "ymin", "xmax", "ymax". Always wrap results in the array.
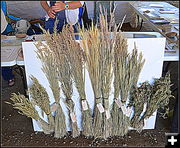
[
  {"xmin": 40, "ymin": 1, "xmax": 84, "ymax": 35},
  {"xmin": 1, "ymin": 8, "xmax": 15, "ymax": 86}
]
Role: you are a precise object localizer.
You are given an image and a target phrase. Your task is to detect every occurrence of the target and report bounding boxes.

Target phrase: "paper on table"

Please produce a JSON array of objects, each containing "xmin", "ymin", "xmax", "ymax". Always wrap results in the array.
[
  {"xmin": 149, "ymin": 4, "xmax": 164, "ymax": 8},
  {"xmin": 159, "ymin": 10, "xmax": 175, "ymax": 14},
  {"xmin": 174, "ymin": 26, "xmax": 179, "ymax": 31},
  {"xmin": 140, "ymin": 8, "xmax": 155, "ymax": 12}
]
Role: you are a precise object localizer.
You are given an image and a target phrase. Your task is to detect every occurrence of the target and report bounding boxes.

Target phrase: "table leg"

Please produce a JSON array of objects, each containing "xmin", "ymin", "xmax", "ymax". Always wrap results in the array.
[
  {"xmin": 13, "ymin": 65, "xmax": 28, "ymax": 97},
  {"xmin": 137, "ymin": 15, "xmax": 143, "ymax": 31}
]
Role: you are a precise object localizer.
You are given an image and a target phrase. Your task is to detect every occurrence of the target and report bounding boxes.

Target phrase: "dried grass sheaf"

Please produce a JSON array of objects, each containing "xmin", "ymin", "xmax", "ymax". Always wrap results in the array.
[
  {"xmin": 40, "ymin": 26, "xmax": 80, "ymax": 137},
  {"xmin": 28, "ymin": 76, "xmax": 55, "ymax": 133},
  {"xmin": 128, "ymin": 72, "xmax": 174, "ymax": 131},
  {"xmin": 34, "ymin": 41, "xmax": 66, "ymax": 138},
  {"xmin": 112, "ymin": 16, "xmax": 145, "ymax": 136},
  {"xmin": 98, "ymin": 5, "xmax": 118, "ymax": 139},
  {"xmin": 59, "ymin": 26, "xmax": 93, "ymax": 137},
  {"xmin": 80, "ymin": 3, "xmax": 119, "ymax": 139},
  {"xmin": 5, "ymin": 93, "xmax": 51, "ymax": 134},
  {"xmin": 80, "ymin": 22, "xmax": 103, "ymax": 138}
]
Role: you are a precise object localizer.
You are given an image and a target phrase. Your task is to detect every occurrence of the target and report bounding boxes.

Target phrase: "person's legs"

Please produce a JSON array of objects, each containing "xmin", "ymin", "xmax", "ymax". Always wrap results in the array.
[
  {"xmin": 57, "ymin": 21, "xmax": 66, "ymax": 33},
  {"xmin": 44, "ymin": 18, "xmax": 55, "ymax": 34},
  {"xmin": 73, "ymin": 23, "xmax": 81, "ymax": 40},
  {"xmin": 2, "ymin": 67, "xmax": 15, "ymax": 86}
]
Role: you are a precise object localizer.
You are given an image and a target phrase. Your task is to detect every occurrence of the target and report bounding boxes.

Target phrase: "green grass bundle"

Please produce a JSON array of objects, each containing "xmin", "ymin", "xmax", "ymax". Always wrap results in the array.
[
  {"xmin": 5, "ymin": 93, "xmax": 51, "ymax": 134},
  {"xmin": 28, "ymin": 76, "xmax": 55, "ymax": 133},
  {"xmin": 129, "ymin": 72, "xmax": 174, "ymax": 131}
]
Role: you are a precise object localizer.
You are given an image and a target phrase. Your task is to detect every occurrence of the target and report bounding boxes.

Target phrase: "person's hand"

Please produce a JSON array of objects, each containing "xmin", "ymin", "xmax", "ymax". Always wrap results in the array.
[
  {"xmin": 47, "ymin": 7, "xmax": 56, "ymax": 18},
  {"xmin": 52, "ymin": 1, "xmax": 65, "ymax": 12}
]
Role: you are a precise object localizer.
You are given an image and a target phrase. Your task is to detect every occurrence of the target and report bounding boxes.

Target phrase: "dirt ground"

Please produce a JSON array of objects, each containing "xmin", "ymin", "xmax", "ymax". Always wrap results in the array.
[{"xmin": 1, "ymin": 22, "xmax": 178, "ymax": 147}]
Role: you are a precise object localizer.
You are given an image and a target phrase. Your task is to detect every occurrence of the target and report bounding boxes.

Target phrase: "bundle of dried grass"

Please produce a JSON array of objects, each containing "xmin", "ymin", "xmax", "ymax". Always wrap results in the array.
[
  {"xmin": 98, "ymin": 5, "xmax": 119, "ymax": 139},
  {"xmin": 128, "ymin": 82, "xmax": 151, "ymax": 129},
  {"xmin": 28, "ymin": 76, "xmax": 54, "ymax": 133},
  {"xmin": 54, "ymin": 103, "xmax": 66, "ymax": 138},
  {"xmin": 129, "ymin": 72, "xmax": 174, "ymax": 131},
  {"xmin": 112, "ymin": 32, "xmax": 129, "ymax": 137},
  {"xmin": 60, "ymin": 26, "xmax": 93, "ymax": 137},
  {"xmin": 111, "ymin": 103, "xmax": 130, "ymax": 137},
  {"xmin": 141, "ymin": 72, "xmax": 174, "ymax": 120},
  {"xmin": 40, "ymin": 25, "xmax": 73, "ymax": 101},
  {"xmin": 39, "ymin": 23, "xmax": 73, "ymax": 135},
  {"xmin": 80, "ymin": 22, "xmax": 103, "ymax": 138},
  {"xmin": 35, "ymin": 41, "xmax": 60, "ymax": 105},
  {"xmin": 112, "ymin": 28, "xmax": 145, "ymax": 136},
  {"xmin": 113, "ymin": 33, "xmax": 128, "ymax": 101},
  {"xmin": 6, "ymin": 93, "xmax": 51, "ymax": 134},
  {"xmin": 66, "ymin": 99, "xmax": 79, "ymax": 137},
  {"xmin": 118, "ymin": 42, "xmax": 145, "ymax": 104},
  {"xmin": 41, "ymin": 27, "xmax": 80, "ymax": 137},
  {"xmin": 35, "ymin": 40, "xmax": 66, "ymax": 138}
]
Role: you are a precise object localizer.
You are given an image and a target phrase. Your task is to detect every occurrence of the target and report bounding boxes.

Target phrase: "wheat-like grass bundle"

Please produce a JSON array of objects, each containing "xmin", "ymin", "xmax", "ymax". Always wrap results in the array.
[
  {"xmin": 118, "ymin": 42, "xmax": 145, "ymax": 104},
  {"xmin": 54, "ymin": 30, "xmax": 79, "ymax": 138},
  {"xmin": 56, "ymin": 26, "xmax": 81, "ymax": 137},
  {"xmin": 99, "ymin": 5, "xmax": 117, "ymax": 99},
  {"xmin": 28, "ymin": 76, "xmax": 54, "ymax": 133},
  {"xmin": 80, "ymin": 23, "xmax": 102, "ymax": 100},
  {"xmin": 98, "ymin": 5, "xmax": 119, "ymax": 139},
  {"xmin": 5, "ymin": 93, "xmax": 51, "ymax": 134},
  {"xmin": 112, "ymin": 31, "xmax": 129, "ymax": 137},
  {"xmin": 54, "ymin": 103, "xmax": 66, "ymax": 138},
  {"xmin": 40, "ymin": 25, "xmax": 73, "ymax": 101},
  {"xmin": 35, "ymin": 41, "xmax": 60, "ymax": 104},
  {"xmin": 60, "ymin": 26, "xmax": 93, "ymax": 137},
  {"xmin": 42, "ymin": 27, "xmax": 81, "ymax": 137},
  {"xmin": 35, "ymin": 40, "xmax": 67, "ymax": 138},
  {"xmin": 113, "ymin": 32, "xmax": 128, "ymax": 100},
  {"xmin": 80, "ymin": 22, "xmax": 104, "ymax": 138},
  {"xmin": 6, "ymin": 93, "xmax": 40, "ymax": 120},
  {"xmin": 112, "ymin": 28, "xmax": 145, "ymax": 136}
]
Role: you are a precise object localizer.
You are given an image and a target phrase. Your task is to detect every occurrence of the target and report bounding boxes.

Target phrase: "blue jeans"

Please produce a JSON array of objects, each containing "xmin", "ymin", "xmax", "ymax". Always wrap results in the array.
[
  {"xmin": 45, "ymin": 18, "xmax": 80, "ymax": 40},
  {"xmin": 45, "ymin": 18, "xmax": 66, "ymax": 34},
  {"xmin": 2, "ymin": 67, "xmax": 14, "ymax": 81}
]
